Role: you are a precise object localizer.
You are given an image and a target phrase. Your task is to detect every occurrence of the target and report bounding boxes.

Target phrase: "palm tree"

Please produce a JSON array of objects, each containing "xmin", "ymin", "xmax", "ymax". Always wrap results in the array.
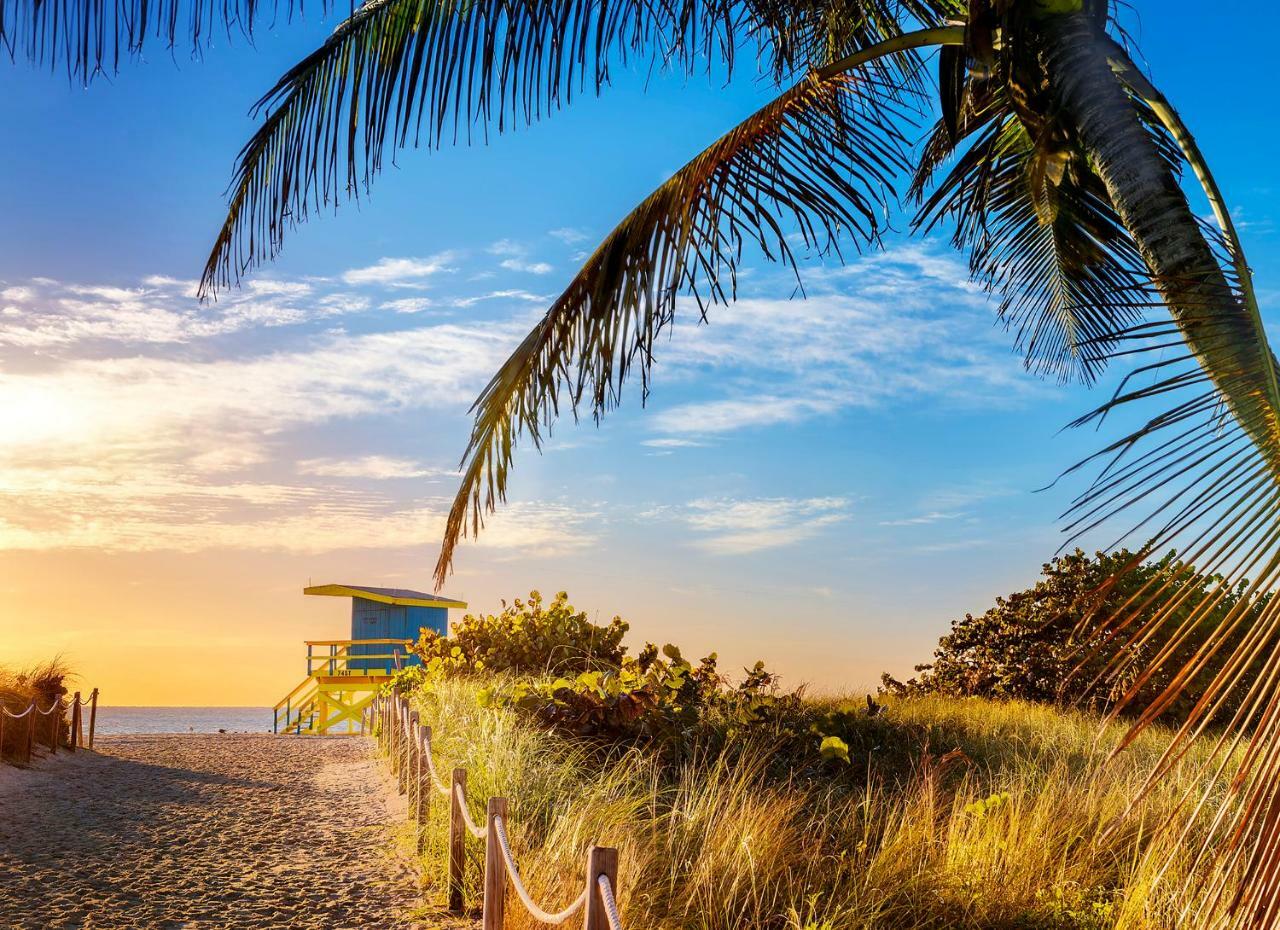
[{"xmin": 7, "ymin": 0, "xmax": 1280, "ymax": 924}]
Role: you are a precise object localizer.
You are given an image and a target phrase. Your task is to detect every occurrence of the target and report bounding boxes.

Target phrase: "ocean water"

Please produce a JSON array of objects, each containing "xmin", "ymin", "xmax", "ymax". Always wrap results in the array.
[{"xmin": 93, "ymin": 706, "xmax": 274, "ymax": 736}]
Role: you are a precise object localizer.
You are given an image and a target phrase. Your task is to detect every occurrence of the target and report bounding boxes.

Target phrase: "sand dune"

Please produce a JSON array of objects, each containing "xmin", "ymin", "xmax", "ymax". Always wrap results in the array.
[{"xmin": 0, "ymin": 734, "xmax": 424, "ymax": 929}]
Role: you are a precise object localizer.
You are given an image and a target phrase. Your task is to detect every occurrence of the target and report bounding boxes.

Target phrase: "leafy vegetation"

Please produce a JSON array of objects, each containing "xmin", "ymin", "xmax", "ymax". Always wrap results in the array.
[
  {"xmin": 408, "ymin": 590, "xmax": 627, "ymax": 677},
  {"xmin": 402, "ymin": 675, "xmax": 1228, "ymax": 930},
  {"xmin": 882, "ymin": 549, "xmax": 1267, "ymax": 722},
  {"xmin": 397, "ymin": 590, "xmax": 878, "ymax": 770},
  {"xmin": 389, "ymin": 588, "xmax": 1240, "ymax": 928}
]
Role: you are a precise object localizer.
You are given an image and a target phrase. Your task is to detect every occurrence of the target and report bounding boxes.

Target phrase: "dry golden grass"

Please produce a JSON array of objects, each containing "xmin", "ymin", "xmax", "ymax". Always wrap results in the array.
[
  {"xmin": 403, "ymin": 680, "xmax": 1234, "ymax": 930},
  {"xmin": 0, "ymin": 656, "xmax": 73, "ymax": 762}
]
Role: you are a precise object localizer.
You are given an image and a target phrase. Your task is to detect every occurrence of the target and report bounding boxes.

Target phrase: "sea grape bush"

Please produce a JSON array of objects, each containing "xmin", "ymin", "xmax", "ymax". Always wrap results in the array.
[
  {"xmin": 481, "ymin": 644, "xmax": 802, "ymax": 748},
  {"xmin": 409, "ymin": 589, "xmax": 628, "ymax": 677},
  {"xmin": 881, "ymin": 548, "xmax": 1268, "ymax": 721},
  {"xmin": 398, "ymin": 589, "xmax": 888, "ymax": 770}
]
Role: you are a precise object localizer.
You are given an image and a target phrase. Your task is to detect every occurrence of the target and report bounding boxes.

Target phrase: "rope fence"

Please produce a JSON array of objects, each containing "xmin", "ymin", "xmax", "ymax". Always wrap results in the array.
[
  {"xmin": 0, "ymin": 688, "xmax": 99, "ymax": 767},
  {"xmin": 368, "ymin": 692, "xmax": 622, "ymax": 930}
]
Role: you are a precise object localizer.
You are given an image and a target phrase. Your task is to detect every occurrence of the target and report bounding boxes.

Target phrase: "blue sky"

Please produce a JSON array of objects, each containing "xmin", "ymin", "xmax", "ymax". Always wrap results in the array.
[{"xmin": 0, "ymin": 4, "xmax": 1276, "ymax": 703}]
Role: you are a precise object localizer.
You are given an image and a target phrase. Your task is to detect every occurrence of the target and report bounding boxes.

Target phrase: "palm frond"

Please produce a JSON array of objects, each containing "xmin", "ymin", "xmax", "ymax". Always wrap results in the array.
[
  {"xmin": 200, "ymin": 0, "xmax": 960, "ymax": 296},
  {"xmin": 200, "ymin": 0, "xmax": 768, "ymax": 296},
  {"xmin": 741, "ymin": 0, "xmax": 952, "ymax": 79},
  {"xmin": 0, "ymin": 0, "xmax": 299, "ymax": 82},
  {"xmin": 1044, "ymin": 47, "xmax": 1280, "ymax": 927},
  {"xmin": 433, "ymin": 62, "xmax": 922, "ymax": 585},
  {"xmin": 911, "ymin": 89, "xmax": 1152, "ymax": 384}
]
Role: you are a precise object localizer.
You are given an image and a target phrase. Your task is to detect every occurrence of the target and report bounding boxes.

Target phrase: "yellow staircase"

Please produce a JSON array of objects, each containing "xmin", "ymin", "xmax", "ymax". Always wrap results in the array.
[{"xmin": 273, "ymin": 639, "xmax": 410, "ymax": 735}]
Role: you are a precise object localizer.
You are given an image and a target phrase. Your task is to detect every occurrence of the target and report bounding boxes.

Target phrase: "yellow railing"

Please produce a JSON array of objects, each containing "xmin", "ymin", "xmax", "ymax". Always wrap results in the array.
[
  {"xmin": 305, "ymin": 639, "xmax": 413, "ymax": 676},
  {"xmin": 273, "ymin": 640, "xmax": 415, "ymax": 734}
]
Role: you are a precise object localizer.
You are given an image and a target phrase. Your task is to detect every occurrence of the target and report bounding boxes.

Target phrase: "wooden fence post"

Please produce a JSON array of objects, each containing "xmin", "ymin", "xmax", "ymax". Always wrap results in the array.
[
  {"xmin": 88, "ymin": 689, "xmax": 98, "ymax": 749},
  {"xmin": 397, "ymin": 702, "xmax": 408, "ymax": 795},
  {"xmin": 24, "ymin": 709, "xmax": 34, "ymax": 764},
  {"xmin": 483, "ymin": 797, "xmax": 508, "ymax": 930},
  {"xmin": 584, "ymin": 845, "xmax": 620, "ymax": 930},
  {"xmin": 0, "ymin": 711, "xmax": 6, "ymax": 765},
  {"xmin": 47, "ymin": 700, "xmax": 58, "ymax": 754},
  {"xmin": 448, "ymin": 767, "xmax": 467, "ymax": 912},
  {"xmin": 386, "ymin": 698, "xmax": 395, "ymax": 769},
  {"xmin": 69, "ymin": 692, "xmax": 80, "ymax": 751},
  {"xmin": 408, "ymin": 711, "xmax": 420, "ymax": 810},
  {"xmin": 417, "ymin": 724, "xmax": 431, "ymax": 854}
]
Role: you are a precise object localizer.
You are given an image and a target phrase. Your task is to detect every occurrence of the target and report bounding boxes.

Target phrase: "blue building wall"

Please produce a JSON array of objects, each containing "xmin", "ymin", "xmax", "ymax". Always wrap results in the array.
[{"xmin": 348, "ymin": 597, "xmax": 448, "ymax": 673}]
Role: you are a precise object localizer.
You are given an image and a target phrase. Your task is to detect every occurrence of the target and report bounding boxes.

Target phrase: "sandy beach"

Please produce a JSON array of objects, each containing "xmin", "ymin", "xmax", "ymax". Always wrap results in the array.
[{"xmin": 0, "ymin": 734, "xmax": 424, "ymax": 929}]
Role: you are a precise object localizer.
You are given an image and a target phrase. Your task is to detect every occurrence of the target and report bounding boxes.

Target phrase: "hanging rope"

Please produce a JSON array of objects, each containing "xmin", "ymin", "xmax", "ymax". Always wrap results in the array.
[
  {"xmin": 454, "ymin": 782, "xmax": 488, "ymax": 839},
  {"xmin": 492, "ymin": 815, "xmax": 589, "ymax": 925},
  {"xmin": 422, "ymin": 732, "xmax": 452, "ymax": 797},
  {"xmin": 597, "ymin": 874, "xmax": 624, "ymax": 930}
]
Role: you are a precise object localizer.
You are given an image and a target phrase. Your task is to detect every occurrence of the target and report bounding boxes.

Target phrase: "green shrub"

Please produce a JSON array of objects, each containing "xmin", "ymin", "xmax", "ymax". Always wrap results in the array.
[
  {"xmin": 489, "ymin": 645, "xmax": 797, "ymax": 746},
  {"xmin": 410, "ymin": 589, "xmax": 628, "ymax": 677},
  {"xmin": 882, "ymin": 548, "xmax": 1267, "ymax": 721}
]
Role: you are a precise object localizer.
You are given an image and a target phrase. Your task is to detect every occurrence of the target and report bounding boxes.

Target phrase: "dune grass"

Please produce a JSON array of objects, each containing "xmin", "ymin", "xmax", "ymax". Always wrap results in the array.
[
  {"xmin": 401, "ymin": 678, "xmax": 1230, "ymax": 930},
  {"xmin": 0, "ymin": 657, "xmax": 73, "ymax": 762}
]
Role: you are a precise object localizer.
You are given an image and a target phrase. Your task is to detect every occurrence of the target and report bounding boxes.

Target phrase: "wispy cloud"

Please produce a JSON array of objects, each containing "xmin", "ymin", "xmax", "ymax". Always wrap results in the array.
[
  {"xmin": 548, "ymin": 227, "xmax": 589, "ymax": 245},
  {"xmin": 500, "ymin": 258, "xmax": 554, "ymax": 275},
  {"xmin": 0, "ymin": 275, "xmax": 366, "ymax": 349},
  {"xmin": 879, "ymin": 511, "xmax": 965, "ymax": 527},
  {"xmin": 297, "ymin": 455, "xmax": 454, "ymax": 480},
  {"xmin": 649, "ymin": 496, "xmax": 851, "ymax": 554},
  {"xmin": 381, "ymin": 297, "xmax": 436, "ymax": 314},
  {"xmin": 489, "ymin": 239, "xmax": 553, "ymax": 275},
  {"xmin": 452, "ymin": 289, "xmax": 548, "ymax": 308},
  {"xmin": 644, "ymin": 246, "xmax": 1046, "ymax": 437},
  {"xmin": 640, "ymin": 438, "xmax": 707, "ymax": 448},
  {"xmin": 342, "ymin": 253, "xmax": 456, "ymax": 286}
]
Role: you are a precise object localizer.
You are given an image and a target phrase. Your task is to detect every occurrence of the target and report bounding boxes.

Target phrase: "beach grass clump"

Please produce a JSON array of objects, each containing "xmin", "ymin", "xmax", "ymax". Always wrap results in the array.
[
  {"xmin": 0, "ymin": 657, "xmax": 73, "ymax": 762},
  {"xmin": 403, "ymin": 676, "xmax": 1226, "ymax": 930}
]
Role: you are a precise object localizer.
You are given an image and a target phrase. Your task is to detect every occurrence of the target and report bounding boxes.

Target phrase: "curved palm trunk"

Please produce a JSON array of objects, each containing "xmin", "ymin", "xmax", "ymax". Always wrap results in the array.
[
  {"xmin": 1036, "ymin": 10, "xmax": 1280, "ymax": 461},
  {"xmin": 1037, "ymin": 12, "xmax": 1280, "ymax": 928}
]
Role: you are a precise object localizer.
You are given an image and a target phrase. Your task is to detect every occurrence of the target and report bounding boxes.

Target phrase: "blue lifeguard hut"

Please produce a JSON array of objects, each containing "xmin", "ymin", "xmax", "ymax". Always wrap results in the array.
[
  {"xmin": 274, "ymin": 583, "xmax": 467, "ymax": 735},
  {"xmin": 304, "ymin": 584, "xmax": 468, "ymax": 673}
]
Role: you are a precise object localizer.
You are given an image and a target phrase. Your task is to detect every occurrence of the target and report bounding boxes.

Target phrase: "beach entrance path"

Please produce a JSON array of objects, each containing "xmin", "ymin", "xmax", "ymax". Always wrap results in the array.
[{"xmin": 0, "ymin": 734, "xmax": 426, "ymax": 929}]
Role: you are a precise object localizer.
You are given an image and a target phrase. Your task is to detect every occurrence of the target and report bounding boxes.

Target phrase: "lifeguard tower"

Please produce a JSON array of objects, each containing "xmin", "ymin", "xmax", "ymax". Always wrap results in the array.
[{"xmin": 274, "ymin": 584, "xmax": 467, "ymax": 735}]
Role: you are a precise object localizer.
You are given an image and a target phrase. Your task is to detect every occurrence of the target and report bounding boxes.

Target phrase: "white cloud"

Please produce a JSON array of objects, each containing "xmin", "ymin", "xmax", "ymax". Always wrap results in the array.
[
  {"xmin": 548, "ymin": 227, "xmax": 589, "ymax": 245},
  {"xmin": 0, "ymin": 276, "xmax": 371, "ymax": 349},
  {"xmin": 0, "ymin": 463, "xmax": 595, "ymax": 556},
  {"xmin": 452, "ymin": 289, "xmax": 548, "ymax": 308},
  {"xmin": 652, "ymin": 396, "xmax": 838, "ymax": 435},
  {"xmin": 500, "ymin": 258, "xmax": 554, "ymax": 275},
  {"xmin": 650, "ymin": 496, "xmax": 851, "ymax": 554},
  {"xmin": 382, "ymin": 297, "xmax": 436, "ymax": 314},
  {"xmin": 297, "ymin": 456, "xmax": 453, "ymax": 480},
  {"xmin": 342, "ymin": 253, "xmax": 456, "ymax": 286},
  {"xmin": 0, "ymin": 321, "xmax": 518, "ymax": 467},
  {"xmin": 640, "ymin": 438, "xmax": 707, "ymax": 448},
  {"xmin": 641, "ymin": 247, "xmax": 1046, "ymax": 437},
  {"xmin": 879, "ymin": 511, "xmax": 965, "ymax": 527},
  {"xmin": 488, "ymin": 239, "xmax": 554, "ymax": 275},
  {"xmin": 247, "ymin": 279, "xmax": 313, "ymax": 297}
]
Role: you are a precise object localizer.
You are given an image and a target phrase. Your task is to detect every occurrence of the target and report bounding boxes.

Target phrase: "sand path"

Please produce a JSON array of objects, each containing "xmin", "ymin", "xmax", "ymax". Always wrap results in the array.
[{"xmin": 0, "ymin": 734, "xmax": 425, "ymax": 929}]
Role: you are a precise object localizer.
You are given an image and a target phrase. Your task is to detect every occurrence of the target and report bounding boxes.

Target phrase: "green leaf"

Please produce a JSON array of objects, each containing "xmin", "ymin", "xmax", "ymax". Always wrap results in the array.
[{"xmin": 819, "ymin": 735, "xmax": 851, "ymax": 764}]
